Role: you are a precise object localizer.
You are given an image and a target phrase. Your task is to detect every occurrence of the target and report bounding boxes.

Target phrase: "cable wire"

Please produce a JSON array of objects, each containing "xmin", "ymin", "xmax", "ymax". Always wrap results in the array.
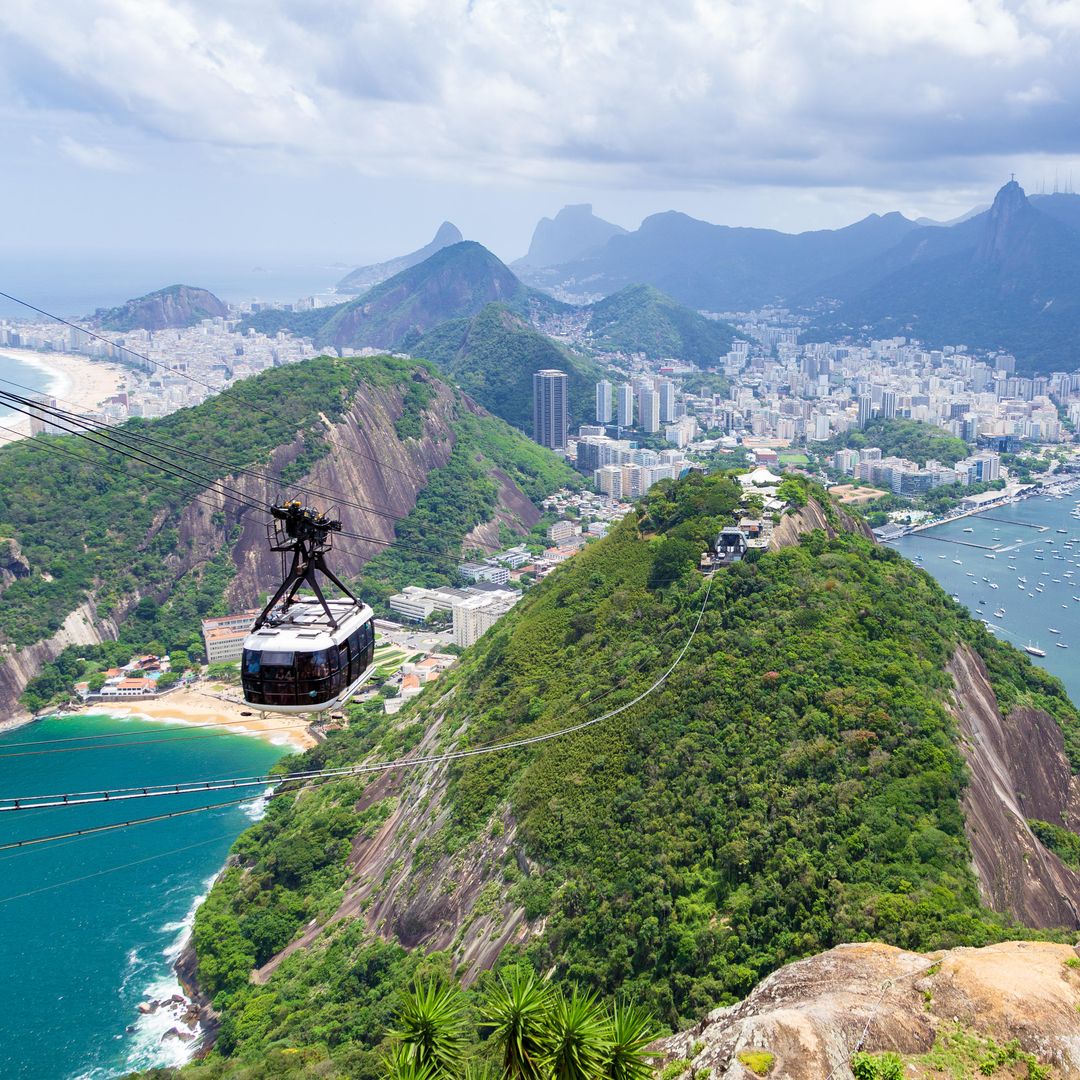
[{"xmin": 0, "ymin": 573, "xmax": 713, "ymax": 814}]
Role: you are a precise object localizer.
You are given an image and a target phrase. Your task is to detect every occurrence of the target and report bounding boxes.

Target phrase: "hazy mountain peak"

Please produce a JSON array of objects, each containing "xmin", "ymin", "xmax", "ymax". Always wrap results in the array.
[
  {"xmin": 89, "ymin": 284, "xmax": 227, "ymax": 331},
  {"xmin": 517, "ymin": 203, "xmax": 626, "ymax": 267},
  {"xmin": 336, "ymin": 221, "xmax": 464, "ymax": 294},
  {"xmin": 976, "ymin": 179, "xmax": 1035, "ymax": 263}
]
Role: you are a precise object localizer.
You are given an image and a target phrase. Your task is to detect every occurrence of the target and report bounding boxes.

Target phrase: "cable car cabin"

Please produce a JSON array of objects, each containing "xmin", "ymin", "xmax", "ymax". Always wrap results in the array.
[{"xmin": 241, "ymin": 598, "xmax": 376, "ymax": 714}]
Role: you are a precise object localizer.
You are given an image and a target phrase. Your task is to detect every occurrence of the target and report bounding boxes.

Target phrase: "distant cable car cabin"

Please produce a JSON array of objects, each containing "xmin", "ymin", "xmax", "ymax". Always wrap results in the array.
[{"xmin": 241, "ymin": 503, "xmax": 375, "ymax": 714}]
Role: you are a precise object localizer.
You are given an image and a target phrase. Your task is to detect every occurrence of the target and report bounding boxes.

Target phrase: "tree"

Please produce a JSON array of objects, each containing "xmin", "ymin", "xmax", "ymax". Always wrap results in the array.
[
  {"xmin": 601, "ymin": 1001, "xmax": 660, "ymax": 1080},
  {"xmin": 545, "ymin": 989, "xmax": 610, "ymax": 1080},
  {"xmin": 480, "ymin": 967, "xmax": 553, "ymax": 1080},
  {"xmin": 155, "ymin": 671, "xmax": 180, "ymax": 691},
  {"xmin": 170, "ymin": 649, "xmax": 191, "ymax": 672},
  {"xmin": 388, "ymin": 981, "xmax": 468, "ymax": 1077}
]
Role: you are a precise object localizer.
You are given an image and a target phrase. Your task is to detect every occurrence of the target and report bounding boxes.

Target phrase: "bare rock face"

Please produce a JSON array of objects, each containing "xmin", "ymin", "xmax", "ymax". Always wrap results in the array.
[
  {"xmin": 948, "ymin": 642, "xmax": 1080, "ymax": 928},
  {"xmin": 769, "ymin": 498, "xmax": 874, "ymax": 550},
  {"xmin": 651, "ymin": 940, "xmax": 1080, "ymax": 1079},
  {"xmin": 91, "ymin": 285, "xmax": 228, "ymax": 332}
]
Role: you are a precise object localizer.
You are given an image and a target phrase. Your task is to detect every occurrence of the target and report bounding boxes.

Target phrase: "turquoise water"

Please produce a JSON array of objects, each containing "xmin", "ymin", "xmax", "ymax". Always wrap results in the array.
[
  {"xmin": 0, "ymin": 352, "xmax": 56, "ymax": 424},
  {"xmin": 893, "ymin": 489, "xmax": 1080, "ymax": 704},
  {"xmin": 0, "ymin": 713, "xmax": 288, "ymax": 1079}
]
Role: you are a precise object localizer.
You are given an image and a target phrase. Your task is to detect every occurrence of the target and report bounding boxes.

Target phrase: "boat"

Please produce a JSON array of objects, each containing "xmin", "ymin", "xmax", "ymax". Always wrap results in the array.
[
  {"xmin": 1024, "ymin": 643, "xmax": 1047, "ymax": 657},
  {"xmin": 978, "ymin": 598, "xmax": 987, "ymax": 604},
  {"xmin": 1059, "ymin": 529, "xmax": 1068, "ymax": 533},
  {"xmin": 989, "ymin": 583, "xmax": 998, "ymax": 589},
  {"xmin": 1049, "ymin": 628, "xmax": 1061, "ymax": 634},
  {"xmin": 953, "ymin": 558, "xmax": 963, "ymax": 565},
  {"xmin": 984, "ymin": 552, "xmax": 995, "ymax": 559},
  {"xmin": 1058, "ymin": 642, "xmax": 1069, "ymax": 649},
  {"xmin": 1018, "ymin": 576, "xmax": 1027, "ymax": 583},
  {"xmin": 938, "ymin": 554, "xmax": 947, "ymax": 559},
  {"xmin": 951, "ymin": 594, "xmax": 961, "ymax": 602},
  {"xmin": 963, "ymin": 527, "xmax": 973, "ymax": 533},
  {"xmin": 994, "ymin": 608, "xmax": 1006, "ymax": 618}
]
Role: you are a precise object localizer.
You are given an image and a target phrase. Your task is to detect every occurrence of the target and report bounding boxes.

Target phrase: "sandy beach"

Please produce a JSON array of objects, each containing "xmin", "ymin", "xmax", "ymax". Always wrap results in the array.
[
  {"xmin": 0, "ymin": 348, "xmax": 130, "ymax": 444},
  {"xmin": 73, "ymin": 684, "xmax": 317, "ymax": 752}
]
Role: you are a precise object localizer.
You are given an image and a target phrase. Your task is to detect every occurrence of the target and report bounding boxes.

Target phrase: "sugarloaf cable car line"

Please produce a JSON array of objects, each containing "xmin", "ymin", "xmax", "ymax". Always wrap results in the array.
[
  {"xmin": 0, "ymin": 830, "xmax": 249, "ymax": 906},
  {"xmin": 0, "ymin": 572, "xmax": 713, "ymax": 816},
  {"xmin": 0, "ymin": 393, "xmax": 273, "ymax": 516},
  {"xmin": 0, "ymin": 289, "xmax": 434, "ymax": 490},
  {"xmin": 0, "ymin": 381, "xmax": 410, "ymax": 524},
  {"xmin": 0, "ymin": 567, "xmax": 701, "ymax": 757}
]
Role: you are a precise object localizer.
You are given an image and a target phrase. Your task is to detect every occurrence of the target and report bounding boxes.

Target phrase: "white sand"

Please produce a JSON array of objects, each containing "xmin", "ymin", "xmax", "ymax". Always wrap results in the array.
[
  {"xmin": 73, "ymin": 684, "xmax": 316, "ymax": 752},
  {"xmin": 0, "ymin": 349, "xmax": 130, "ymax": 444}
]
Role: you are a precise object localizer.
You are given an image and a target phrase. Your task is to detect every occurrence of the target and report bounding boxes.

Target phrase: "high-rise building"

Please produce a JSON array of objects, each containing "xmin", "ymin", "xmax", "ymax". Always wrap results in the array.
[
  {"xmin": 533, "ymin": 369, "xmax": 568, "ymax": 450},
  {"xmin": 595, "ymin": 380, "xmax": 612, "ymax": 424},
  {"xmin": 616, "ymin": 384, "xmax": 634, "ymax": 428},
  {"xmin": 857, "ymin": 393, "xmax": 873, "ymax": 427},
  {"xmin": 881, "ymin": 390, "xmax": 897, "ymax": 420},
  {"xmin": 658, "ymin": 380, "xmax": 676, "ymax": 423},
  {"xmin": 638, "ymin": 388, "xmax": 660, "ymax": 433}
]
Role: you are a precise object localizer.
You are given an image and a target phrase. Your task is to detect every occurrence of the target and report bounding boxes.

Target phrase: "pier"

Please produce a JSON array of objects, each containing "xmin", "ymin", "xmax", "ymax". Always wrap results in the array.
[
  {"xmin": 906, "ymin": 534, "xmax": 998, "ymax": 550},
  {"xmin": 977, "ymin": 516, "xmax": 1048, "ymax": 531}
]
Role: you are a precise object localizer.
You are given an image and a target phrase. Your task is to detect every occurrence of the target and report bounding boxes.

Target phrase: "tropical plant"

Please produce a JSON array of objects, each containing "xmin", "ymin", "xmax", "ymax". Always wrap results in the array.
[
  {"xmin": 385, "ymin": 1044, "xmax": 438, "ymax": 1080},
  {"xmin": 388, "ymin": 980, "xmax": 468, "ymax": 1077},
  {"xmin": 481, "ymin": 967, "xmax": 554, "ymax": 1080},
  {"xmin": 545, "ymin": 989, "xmax": 611, "ymax": 1080},
  {"xmin": 601, "ymin": 1001, "xmax": 661, "ymax": 1080}
]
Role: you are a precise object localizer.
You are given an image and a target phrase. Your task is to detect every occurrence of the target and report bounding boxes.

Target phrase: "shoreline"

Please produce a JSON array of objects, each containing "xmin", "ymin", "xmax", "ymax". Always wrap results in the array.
[
  {"xmin": 0, "ymin": 348, "xmax": 130, "ymax": 443},
  {"xmin": 3, "ymin": 684, "xmax": 316, "ymax": 752}
]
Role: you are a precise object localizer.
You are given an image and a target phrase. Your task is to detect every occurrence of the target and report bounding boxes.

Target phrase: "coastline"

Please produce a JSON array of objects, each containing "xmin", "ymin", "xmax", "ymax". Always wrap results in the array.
[
  {"xmin": 4, "ymin": 684, "xmax": 316, "ymax": 752},
  {"xmin": 0, "ymin": 348, "xmax": 129, "ymax": 444}
]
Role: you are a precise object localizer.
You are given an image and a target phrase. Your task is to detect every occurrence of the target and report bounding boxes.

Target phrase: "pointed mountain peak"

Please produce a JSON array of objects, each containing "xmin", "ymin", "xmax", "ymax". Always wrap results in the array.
[
  {"xmin": 432, "ymin": 221, "xmax": 463, "ymax": 245},
  {"xmin": 518, "ymin": 205, "xmax": 627, "ymax": 267},
  {"xmin": 977, "ymin": 179, "xmax": 1035, "ymax": 263}
]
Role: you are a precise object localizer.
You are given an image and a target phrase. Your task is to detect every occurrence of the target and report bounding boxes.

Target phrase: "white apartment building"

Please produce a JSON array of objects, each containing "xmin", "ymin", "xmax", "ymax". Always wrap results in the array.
[{"xmin": 452, "ymin": 591, "xmax": 521, "ymax": 648}]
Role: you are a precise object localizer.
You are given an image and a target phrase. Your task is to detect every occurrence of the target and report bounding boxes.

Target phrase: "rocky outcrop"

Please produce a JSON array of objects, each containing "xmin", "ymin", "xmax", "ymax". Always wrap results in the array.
[
  {"xmin": 253, "ymin": 704, "xmax": 539, "ymax": 986},
  {"xmin": 769, "ymin": 498, "xmax": 873, "ymax": 550},
  {"xmin": 652, "ymin": 940, "xmax": 1080, "ymax": 1079},
  {"xmin": 947, "ymin": 642, "xmax": 1080, "ymax": 927},
  {"xmin": 91, "ymin": 285, "xmax": 228, "ymax": 332}
]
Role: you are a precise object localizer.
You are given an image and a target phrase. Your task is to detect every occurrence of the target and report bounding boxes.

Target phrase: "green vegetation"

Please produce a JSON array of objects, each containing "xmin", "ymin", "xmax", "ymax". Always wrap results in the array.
[
  {"xmin": 823, "ymin": 417, "xmax": 970, "ymax": 467},
  {"xmin": 357, "ymin": 410, "xmax": 577, "ymax": 610},
  {"xmin": 1028, "ymin": 819, "xmax": 1080, "ymax": 868},
  {"xmin": 586, "ymin": 285, "xmax": 735, "ymax": 364},
  {"xmin": 736, "ymin": 1049, "xmax": 775, "ymax": 1075},
  {"xmin": 854, "ymin": 1023, "xmax": 1052, "ymax": 1079},
  {"xmin": 92, "ymin": 284, "xmax": 227, "ymax": 333},
  {"xmin": 142, "ymin": 472, "xmax": 1080, "ymax": 1078},
  {"xmin": 413, "ymin": 303, "xmax": 605, "ymax": 433}
]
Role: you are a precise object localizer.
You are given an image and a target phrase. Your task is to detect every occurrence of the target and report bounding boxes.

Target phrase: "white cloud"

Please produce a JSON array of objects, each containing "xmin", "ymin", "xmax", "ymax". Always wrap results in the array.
[
  {"xmin": 1, "ymin": 0, "xmax": 1079, "ymax": 193},
  {"xmin": 58, "ymin": 134, "xmax": 131, "ymax": 170}
]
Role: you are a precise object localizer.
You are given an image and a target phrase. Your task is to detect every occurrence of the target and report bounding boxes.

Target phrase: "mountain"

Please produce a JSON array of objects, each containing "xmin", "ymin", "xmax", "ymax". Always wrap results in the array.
[
  {"xmin": 813, "ymin": 181, "xmax": 1080, "ymax": 371},
  {"xmin": 1031, "ymin": 191, "xmax": 1080, "ymax": 235},
  {"xmin": 244, "ymin": 241, "xmax": 544, "ymax": 352},
  {"xmin": 585, "ymin": 283, "xmax": 735, "ymax": 362},
  {"xmin": 519, "ymin": 209, "xmax": 921, "ymax": 309},
  {"xmin": 155, "ymin": 472, "xmax": 1080, "ymax": 1077},
  {"xmin": 515, "ymin": 203, "xmax": 627, "ymax": 268},
  {"xmin": 413, "ymin": 302, "xmax": 606, "ymax": 432},
  {"xmin": 88, "ymin": 284, "xmax": 227, "ymax": 331},
  {"xmin": 6, "ymin": 354, "xmax": 577, "ymax": 717},
  {"xmin": 335, "ymin": 221, "xmax": 464, "ymax": 295}
]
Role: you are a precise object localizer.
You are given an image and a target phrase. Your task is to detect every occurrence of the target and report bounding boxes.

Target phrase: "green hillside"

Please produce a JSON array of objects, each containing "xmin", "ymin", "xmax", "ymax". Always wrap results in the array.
[
  {"xmin": 414, "ymin": 302, "xmax": 606, "ymax": 432},
  {"xmin": 5, "ymin": 355, "xmax": 575, "ymax": 711},
  {"xmin": 585, "ymin": 284, "xmax": 735, "ymax": 364},
  {"xmin": 154, "ymin": 473, "xmax": 1080, "ymax": 1079},
  {"xmin": 822, "ymin": 417, "xmax": 970, "ymax": 466},
  {"xmin": 91, "ymin": 284, "xmax": 228, "ymax": 332}
]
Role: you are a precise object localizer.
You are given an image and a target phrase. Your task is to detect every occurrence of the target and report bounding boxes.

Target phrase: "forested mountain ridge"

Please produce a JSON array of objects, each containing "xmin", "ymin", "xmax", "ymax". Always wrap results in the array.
[
  {"xmin": 412, "ymin": 302, "xmax": 606, "ymax": 432},
  {"xmin": 336, "ymin": 221, "xmax": 464, "ymax": 295},
  {"xmin": 2, "ymin": 355, "xmax": 576, "ymax": 717},
  {"xmin": 151, "ymin": 473, "xmax": 1080, "ymax": 1079},
  {"xmin": 812, "ymin": 181, "xmax": 1080, "ymax": 372}
]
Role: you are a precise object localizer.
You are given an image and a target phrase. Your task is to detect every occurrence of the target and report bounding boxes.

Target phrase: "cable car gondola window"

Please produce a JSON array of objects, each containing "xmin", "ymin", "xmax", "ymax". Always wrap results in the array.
[{"xmin": 296, "ymin": 649, "xmax": 339, "ymax": 702}]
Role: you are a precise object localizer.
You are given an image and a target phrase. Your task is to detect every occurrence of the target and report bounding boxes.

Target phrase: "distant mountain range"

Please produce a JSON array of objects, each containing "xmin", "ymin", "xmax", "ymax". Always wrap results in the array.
[
  {"xmin": 514, "ymin": 204, "xmax": 626, "ymax": 268},
  {"xmin": 811, "ymin": 182, "xmax": 1080, "ymax": 371},
  {"xmin": 89, "ymin": 284, "xmax": 227, "ymax": 332},
  {"xmin": 517, "ymin": 208, "xmax": 921, "ymax": 309},
  {"xmin": 335, "ymin": 221, "xmax": 463, "ymax": 295}
]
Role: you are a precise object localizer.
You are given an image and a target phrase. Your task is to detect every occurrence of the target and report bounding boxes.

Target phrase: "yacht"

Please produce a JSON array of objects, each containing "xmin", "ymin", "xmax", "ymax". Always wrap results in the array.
[
  {"xmin": 989, "ymin": 583, "xmax": 998, "ymax": 589},
  {"xmin": 953, "ymin": 558, "xmax": 963, "ymax": 565},
  {"xmin": 1049, "ymin": 627, "xmax": 1062, "ymax": 635},
  {"xmin": 1018, "ymin": 576, "xmax": 1027, "ymax": 583},
  {"xmin": 1024, "ymin": 643, "xmax": 1047, "ymax": 657},
  {"xmin": 963, "ymin": 527, "xmax": 974, "ymax": 533},
  {"xmin": 1058, "ymin": 642, "xmax": 1069, "ymax": 649},
  {"xmin": 985, "ymin": 552, "xmax": 995, "ymax": 559},
  {"xmin": 994, "ymin": 608, "xmax": 1006, "ymax": 618}
]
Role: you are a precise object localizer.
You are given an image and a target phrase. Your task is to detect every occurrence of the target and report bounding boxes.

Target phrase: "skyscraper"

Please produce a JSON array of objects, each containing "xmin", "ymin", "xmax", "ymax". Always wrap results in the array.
[
  {"xmin": 533, "ymin": 369, "xmax": 568, "ymax": 450},
  {"xmin": 658, "ymin": 380, "xmax": 676, "ymax": 423},
  {"xmin": 857, "ymin": 393, "xmax": 873, "ymax": 427},
  {"xmin": 595, "ymin": 380, "xmax": 612, "ymax": 424},
  {"xmin": 616, "ymin": 384, "xmax": 634, "ymax": 428},
  {"xmin": 638, "ymin": 388, "xmax": 660, "ymax": 433},
  {"xmin": 881, "ymin": 390, "xmax": 897, "ymax": 420}
]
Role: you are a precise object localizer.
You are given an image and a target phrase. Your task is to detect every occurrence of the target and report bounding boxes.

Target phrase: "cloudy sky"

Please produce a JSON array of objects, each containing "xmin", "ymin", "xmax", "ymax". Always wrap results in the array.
[{"xmin": 2, "ymin": 0, "xmax": 1080, "ymax": 270}]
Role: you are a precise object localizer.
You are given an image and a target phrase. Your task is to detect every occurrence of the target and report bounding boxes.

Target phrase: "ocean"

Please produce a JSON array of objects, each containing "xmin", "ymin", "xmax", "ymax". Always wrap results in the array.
[
  {"xmin": 0, "ymin": 351, "xmax": 60, "ymax": 425},
  {"xmin": 0, "ymin": 713, "xmax": 288, "ymax": 1080},
  {"xmin": 892, "ymin": 488, "xmax": 1080, "ymax": 704},
  {"xmin": 0, "ymin": 254, "xmax": 345, "ymax": 321}
]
